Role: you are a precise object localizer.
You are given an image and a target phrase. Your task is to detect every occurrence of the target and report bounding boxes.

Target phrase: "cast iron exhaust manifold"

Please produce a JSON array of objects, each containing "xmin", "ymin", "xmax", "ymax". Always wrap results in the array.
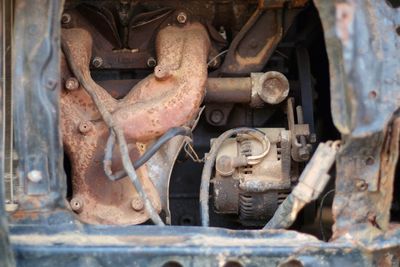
[{"xmin": 60, "ymin": 23, "xmax": 210, "ymax": 224}]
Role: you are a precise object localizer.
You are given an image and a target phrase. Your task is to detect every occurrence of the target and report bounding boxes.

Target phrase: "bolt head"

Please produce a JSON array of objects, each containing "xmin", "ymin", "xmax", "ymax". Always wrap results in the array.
[
  {"xmin": 27, "ymin": 170, "xmax": 43, "ymax": 183},
  {"xmin": 78, "ymin": 121, "xmax": 94, "ymax": 135},
  {"xmin": 92, "ymin": 57, "xmax": 103, "ymax": 68},
  {"xmin": 70, "ymin": 198, "xmax": 83, "ymax": 213},
  {"xmin": 147, "ymin": 57, "xmax": 157, "ymax": 68},
  {"xmin": 61, "ymin": 13, "xmax": 71, "ymax": 25},
  {"xmin": 154, "ymin": 65, "xmax": 171, "ymax": 80},
  {"xmin": 65, "ymin": 77, "xmax": 79, "ymax": 90},
  {"xmin": 131, "ymin": 197, "xmax": 144, "ymax": 211},
  {"xmin": 210, "ymin": 109, "xmax": 224, "ymax": 124},
  {"xmin": 176, "ymin": 12, "xmax": 187, "ymax": 24}
]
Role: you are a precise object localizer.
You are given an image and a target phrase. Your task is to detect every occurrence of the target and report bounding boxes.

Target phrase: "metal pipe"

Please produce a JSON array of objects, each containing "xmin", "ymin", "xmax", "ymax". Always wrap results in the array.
[{"xmin": 205, "ymin": 77, "xmax": 252, "ymax": 103}]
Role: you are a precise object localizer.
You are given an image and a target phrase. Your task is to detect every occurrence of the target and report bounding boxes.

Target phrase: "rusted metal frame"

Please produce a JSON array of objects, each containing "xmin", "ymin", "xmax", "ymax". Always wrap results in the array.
[
  {"xmin": 11, "ymin": 0, "xmax": 66, "ymax": 215},
  {"xmin": 9, "ymin": 222, "xmax": 400, "ymax": 266},
  {"xmin": 314, "ymin": 0, "xmax": 400, "ymax": 238},
  {"xmin": 0, "ymin": 0, "xmax": 15, "ymax": 263}
]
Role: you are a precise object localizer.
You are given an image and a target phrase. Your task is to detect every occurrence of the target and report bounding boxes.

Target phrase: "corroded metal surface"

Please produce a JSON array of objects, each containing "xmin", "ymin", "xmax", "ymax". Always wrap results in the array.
[
  {"xmin": 314, "ymin": 0, "xmax": 400, "ymax": 238},
  {"xmin": 60, "ymin": 23, "xmax": 210, "ymax": 224}
]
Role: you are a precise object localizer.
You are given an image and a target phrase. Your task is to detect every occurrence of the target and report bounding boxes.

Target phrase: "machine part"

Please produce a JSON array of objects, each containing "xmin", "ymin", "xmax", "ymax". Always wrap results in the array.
[
  {"xmin": 200, "ymin": 127, "xmax": 269, "ymax": 227},
  {"xmin": 204, "ymin": 71, "xmax": 289, "ymax": 106},
  {"xmin": 287, "ymin": 98, "xmax": 312, "ymax": 162},
  {"xmin": 64, "ymin": 77, "xmax": 79, "ymax": 91},
  {"xmin": 60, "ymin": 23, "xmax": 210, "ymax": 225},
  {"xmin": 220, "ymin": 6, "xmax": 302, "ymax": 75},
  {"xmin": 264, "ymin": 140, "xmax": 340, "ymax": 229},
  {"xmin": 250, "ymin": 71, "xmax": 290, "ymax": 106},
  {"xmin": 63, "ymin": 31, "xmax": 164, "ymax": 225},
  {"xmin": 212, "ymin": 128, "xmax": 293, "ymax": 225},
  {"xmin": 176, "ymin": 12, "xmax": 187, "ymax": 24}
]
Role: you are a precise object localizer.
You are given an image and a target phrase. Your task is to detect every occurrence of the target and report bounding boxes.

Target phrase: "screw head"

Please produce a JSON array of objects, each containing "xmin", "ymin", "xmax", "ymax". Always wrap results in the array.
[
  {"xmin": 147, "ymin": 57, "xmax": 157, "ymax": 68},
  {"xmin": 355, "ymin": 178, "xmax": 368, "ymax": 191},
  {"xmin": 65, "ymin": 77, "xmax": 79, "ymax": 90},
  {"xmin": 61, "ymin": 13, "xmax": 71, "ymax": 25},
  {"xmin": 78, "ymin": 121, "xmax": 94, "ymax": 135},
  {"xmin": 176, "ymin": 12, "xmax": 187, "ymax": 24},
  {"xmin": 131, "ymin": 197, "xmax": 144, "ymax": 211},
  {"xmin": 92, "ymin": 56, "xmax": 103, "ymax": 68},
  {"xmin": 70, "ymin": 198, "xmax": 84, "ymax": 213},
  {"xmin": 27, "ymin": 170, "xmax": 43, "ymax": 183}
]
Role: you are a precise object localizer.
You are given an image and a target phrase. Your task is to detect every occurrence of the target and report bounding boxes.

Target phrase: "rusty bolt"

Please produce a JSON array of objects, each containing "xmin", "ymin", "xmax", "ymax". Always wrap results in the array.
[
  {"xmin": 92, "ymin": 56, "xmax": 103, "ymax": 68},
  {"xmin": 154, "ymin": 65, "xmax": 171, "ymax": 80},
  {"xmin": 176, "ymin": 12, "xmax": 187, "ymax": 24},
  {"xmin": 210, "ymin": 109, "xmax": 224, "ymax": 124},
  {"xmin": 70, "ymin": 198, "xmax": 84, "ymax": 213},
  {"xmin": 78, "ymin": 121, "xmax": 94, "ymax": 135},
  {"xmin": 65, "ymin": 77, "xmax": 79, "ymax": 90},
  {"xmin": 147, "ymin": 57, "xmax": 157, "ymax": 68},
  {"xmin": 355, "ymin": 178, "xmax": 368, "ymax": 191},
  {"xmin": 27, "ymin": 170, "xmax": 43, "ymax": 183},
  {"xmin": 61, "ymin": 13, "xmax": 71, "ymax": 25},
  {"xmin": 131, "ymin": 197, "xmax": 144, "ymax": 211}
]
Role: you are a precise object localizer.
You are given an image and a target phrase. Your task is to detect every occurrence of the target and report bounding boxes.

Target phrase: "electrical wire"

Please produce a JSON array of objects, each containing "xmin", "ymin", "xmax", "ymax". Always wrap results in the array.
[
  {"xmin": 318, "ymin": 189, "xmax": 335, "ymax": 241},
  {"xmin": 104, "ymin": 127, "xmax": 192, "ymax": 181},
  {"xmin": 207, "ymin": 50, "xmax": 228, "ymax": 66}
]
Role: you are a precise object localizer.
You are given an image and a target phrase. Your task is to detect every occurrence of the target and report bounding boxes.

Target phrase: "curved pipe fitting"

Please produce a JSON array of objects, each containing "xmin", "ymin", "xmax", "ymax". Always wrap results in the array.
[
  {"xmin": 115, "ymin": 23, "xmax": 211, "ymax": 142},
  {"xmin": 62, "ymin": 23, "xmax": 210, "ymax": 143}
]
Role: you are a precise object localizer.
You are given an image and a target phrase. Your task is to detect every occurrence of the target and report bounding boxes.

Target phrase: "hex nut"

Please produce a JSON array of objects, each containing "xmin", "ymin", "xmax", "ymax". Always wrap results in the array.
[{"xmin": 65, "ymin": 77, "xmax": 79, "ymax": 90}]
